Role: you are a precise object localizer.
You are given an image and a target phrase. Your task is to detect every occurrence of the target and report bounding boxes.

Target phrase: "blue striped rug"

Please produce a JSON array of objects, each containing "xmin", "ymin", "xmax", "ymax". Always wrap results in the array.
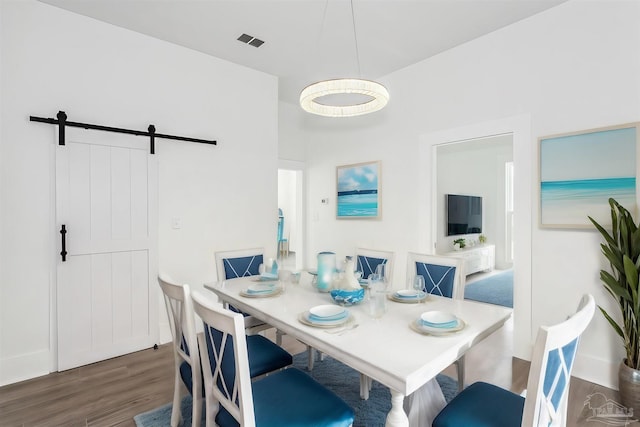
[{"xmin": 134, "ymin": 353, "xmax": 458, "ymax": 427}]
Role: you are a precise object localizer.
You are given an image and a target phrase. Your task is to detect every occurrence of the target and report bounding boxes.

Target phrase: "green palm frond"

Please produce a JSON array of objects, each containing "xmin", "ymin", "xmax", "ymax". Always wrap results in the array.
[{"xmin": 591, "ymin": 198, "xmax": 640, "ymax": 370}]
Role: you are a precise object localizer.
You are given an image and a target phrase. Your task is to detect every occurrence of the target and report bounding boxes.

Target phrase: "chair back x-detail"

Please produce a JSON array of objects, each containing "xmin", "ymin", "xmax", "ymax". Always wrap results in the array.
[
  {"xmin": 355, "ymin": 248, "xmax": 394, "ymax": 282},
  {"xmin": 405, "ymin": 253, "xmax": 466, "ymax": 395},
  {"xmin": 191, "ymin": 291, "xmax": 355, "ymax": 427},
  {"xmin": 522, "ymin": 294, "xmax": 595, "ymax": 426},
  {"xmin": 158, "ymin": 275, "xmax": 202, "ymax": 427},
  {"xmin": 215, "ymin": 248, "xmax": 264, "ymax": 281},
  {"xmin": 215, "ymin": 248, "xmax": 269, "ymax": 333},
  {"xmin": 406, "ymin": 252, "xmax": 465, "ymax": 300},
  {"xmin": 433, "ymin": 294, "xmax": 596, "ymax": 427}
]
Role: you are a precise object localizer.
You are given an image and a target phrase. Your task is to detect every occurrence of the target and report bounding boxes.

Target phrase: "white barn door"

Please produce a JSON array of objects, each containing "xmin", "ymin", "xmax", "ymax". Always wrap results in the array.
[{"xmin": 55, "ymin": 129, "xmax": 158, "ymax": 371}]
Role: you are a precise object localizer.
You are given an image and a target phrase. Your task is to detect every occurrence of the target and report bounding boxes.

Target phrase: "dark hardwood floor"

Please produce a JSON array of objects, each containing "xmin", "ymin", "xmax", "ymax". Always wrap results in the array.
[
  {"xmin": 0, "ymin": 345, "xmax": 175, "ymax": 427},
  {"xmin": 0, "ymin": 327, "xmax": 632, "ymax": 426}
]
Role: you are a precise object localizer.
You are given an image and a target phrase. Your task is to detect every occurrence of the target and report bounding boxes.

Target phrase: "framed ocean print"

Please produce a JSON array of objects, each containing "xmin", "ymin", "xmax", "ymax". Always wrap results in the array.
[
  {"xmin": 539, "ymin": 122, "xmax": 639, "ymax": 228},
  {"xmin": 336, "ymin": 161, "xmax": 381, "ymax": 219}
]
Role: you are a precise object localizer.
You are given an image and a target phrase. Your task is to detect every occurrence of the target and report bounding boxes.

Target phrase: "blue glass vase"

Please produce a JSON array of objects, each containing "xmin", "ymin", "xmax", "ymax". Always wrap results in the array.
[{"xmin": 316, "ymin": 251, "xmax": 335, "ymax": 292}]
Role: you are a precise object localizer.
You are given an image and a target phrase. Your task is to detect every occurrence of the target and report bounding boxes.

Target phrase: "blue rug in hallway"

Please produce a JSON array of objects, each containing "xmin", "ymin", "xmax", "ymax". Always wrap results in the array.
[
  {"xmin": 464, "ymin": 269, "xmax": 513, "ymax": 308},
  {"xmin": 134, "ymin": 353, "xmax": 458, "ymax": 427}
]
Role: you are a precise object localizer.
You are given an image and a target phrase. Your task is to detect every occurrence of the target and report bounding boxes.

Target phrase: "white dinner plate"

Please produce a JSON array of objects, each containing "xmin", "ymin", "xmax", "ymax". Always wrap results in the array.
[
  {"xmin": 410, "ymin": 317, "xmax": 466, "ymax": 336},
  {"xmin": 396, "ymin": 290, "xmax": 426, "ymax": 298},
  {"xmin": 239, "ymin": 285, "xmax": 283, "ymax": 298},
  {"xmin": 420, "ymin": 311, "xmax": 458, "ymax": 327},
  {"xmin": 309, "ymin": 305, "xmax": 346, "ymax": 319},
  {"xmin": 299, "ymin": 311, "xmax": 351, "ymax": 328},
  {"xmin": 388, "ymin": 291, "xmax": 428, "ymax": 304}
]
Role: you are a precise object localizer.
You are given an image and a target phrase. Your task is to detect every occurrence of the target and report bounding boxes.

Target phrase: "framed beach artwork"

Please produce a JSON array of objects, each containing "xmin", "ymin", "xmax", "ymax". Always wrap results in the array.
[
  {"xmin": 539, "ymin": 122, "xmax": 639, "ymax": 228},
  {"xmin": 336, "ymin": 160, "xmax": 381, "ymax": 219}
]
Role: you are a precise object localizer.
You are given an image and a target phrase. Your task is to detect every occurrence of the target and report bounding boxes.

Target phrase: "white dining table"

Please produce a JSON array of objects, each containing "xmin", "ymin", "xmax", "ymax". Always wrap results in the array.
[{"xmin": 204, "ymin": 275, "xmax": 512, "ymax": 427}]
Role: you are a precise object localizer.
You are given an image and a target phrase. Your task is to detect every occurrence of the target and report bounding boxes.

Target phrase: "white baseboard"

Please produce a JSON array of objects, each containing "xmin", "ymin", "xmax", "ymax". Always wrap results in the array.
[
  {"xmin": 0, "ymin": 349, "xmax": 50, "ymax": 386},
  {"xmin": 573, "ymin": 353, "xmax": 618, "ymax": 390}
]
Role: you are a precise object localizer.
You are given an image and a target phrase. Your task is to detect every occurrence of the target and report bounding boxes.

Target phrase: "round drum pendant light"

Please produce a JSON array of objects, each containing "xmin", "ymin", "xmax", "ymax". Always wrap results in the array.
[{"xmin": 300, "ymin": 78, "xmax": 389, "ymax": 118}]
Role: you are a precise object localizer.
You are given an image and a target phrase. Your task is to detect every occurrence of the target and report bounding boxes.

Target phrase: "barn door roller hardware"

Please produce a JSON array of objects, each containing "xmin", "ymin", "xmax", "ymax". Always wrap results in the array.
[{"xmin": 30, "ymin": 111, "xmax": 217, "ymax": 154}]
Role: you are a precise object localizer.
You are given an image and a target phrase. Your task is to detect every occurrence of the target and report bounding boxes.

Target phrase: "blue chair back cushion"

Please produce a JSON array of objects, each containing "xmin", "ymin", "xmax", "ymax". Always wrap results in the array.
[
  {"xmin": 544, "ymin": 337, "xmax": 579, "ymax": 413},
  {"xmin": 179, "ymin": 332, "xmax": 292, "ymax": 399},
  {"xmin": 200, "ymin": 323, "xmax": 293, "ymax": 385},
  {"xmin": 357, "ymin": 255, "xmax": 387, "ymax": 279},
  {"xmin": 223, "ymin": 255, "xmax": 264, "ymax": 279},
  {"xmin": 416, "ymin": 262, "xmax": 456, "ymax": 298},
  {"xmin": 215, "ymin": 368, "xmax": 354, "ymax": 427},
  {"xmin": 432, "ymin": 382, "xmax": 524, "ymax": 427}
]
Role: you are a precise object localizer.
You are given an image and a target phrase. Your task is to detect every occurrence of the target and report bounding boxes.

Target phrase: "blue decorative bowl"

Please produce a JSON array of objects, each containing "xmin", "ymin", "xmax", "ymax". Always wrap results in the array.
[{"xmin": 330, "ymin": 288, "xmax": 365, "ymax": 306}]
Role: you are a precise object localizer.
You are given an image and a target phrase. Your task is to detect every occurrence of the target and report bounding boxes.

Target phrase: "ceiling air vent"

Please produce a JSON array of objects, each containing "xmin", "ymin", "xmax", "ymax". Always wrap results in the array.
[{"xmin": 237, "ymin": 33, "xmax": 265, "ymax": 48}]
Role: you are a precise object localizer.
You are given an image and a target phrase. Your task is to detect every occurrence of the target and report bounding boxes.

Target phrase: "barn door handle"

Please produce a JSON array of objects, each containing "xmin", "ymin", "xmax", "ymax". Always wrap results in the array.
[{"xmin": 60, "ymin": 224, "xmax": 67, "ymax": 262}]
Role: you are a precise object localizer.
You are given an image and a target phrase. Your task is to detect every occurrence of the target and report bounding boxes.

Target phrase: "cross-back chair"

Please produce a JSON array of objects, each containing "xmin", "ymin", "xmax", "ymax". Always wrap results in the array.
[
  {"xmin": 159, "ymin": 275, "xmax": 293, "ymax": 427},
  {"xmin": 159, "ymin": 275, "xmax": 203, "ymax": 427},
  {"xmin": 407, "ymin": 252, "xmax": 466, "ymax": 300},
  {"xmin": 355, "ymin": 247, "xmax": 394, "ymax": 282},
  {"xmin": 353, "ymin": 248, "xmax": 395, "ymax": 399},
  {"xmin": 433, "ymin": 294, "xmax": 596, "ymax": 427},
  {"xmin": 405, "ymin": 252, "xmax": 467, "ymax": 399},
  {"xmin": 191, "ymin": 290, "xmax": 355, "ymax": 427},
  {"xmin": 215, "ymin": 248, "xmax": 272, "ymax": 334}
]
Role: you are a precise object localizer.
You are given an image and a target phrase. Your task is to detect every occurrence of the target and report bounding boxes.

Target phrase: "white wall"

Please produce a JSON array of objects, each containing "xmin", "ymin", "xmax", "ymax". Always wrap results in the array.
[
  {"xmin": 286, "ymin": 0, "xmax": 640, "ymax": 388},
  {"xmin": 436, "ymin": 135, "xmax": 513, "ymax": 269},
  {"xmin": 0, "ymin": 1, "xmax": 278, "ymax": 385}
]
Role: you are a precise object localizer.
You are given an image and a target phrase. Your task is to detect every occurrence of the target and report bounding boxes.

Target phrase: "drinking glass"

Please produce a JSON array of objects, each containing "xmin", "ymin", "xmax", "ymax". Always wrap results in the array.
[
  {"xmin": 374, "ymin": 264, "xmax": 386, "ymax": 283},
  {"xmin": 413, "ymin": 275, "xmax": 426, "ymax": 293},
  {"xmin": 368, "ymin": 273, "xmax": 386, "ymax": 318},
  {"xmin": 278, "ymin": 270, "xmax": 292, "ymax": 289}
]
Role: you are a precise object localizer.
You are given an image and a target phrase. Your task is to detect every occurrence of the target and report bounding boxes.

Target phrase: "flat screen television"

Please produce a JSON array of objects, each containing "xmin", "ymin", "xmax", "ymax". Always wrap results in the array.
[{"xmin": 447, "ymin": 194, "xmax": 483, "ymax": 236}]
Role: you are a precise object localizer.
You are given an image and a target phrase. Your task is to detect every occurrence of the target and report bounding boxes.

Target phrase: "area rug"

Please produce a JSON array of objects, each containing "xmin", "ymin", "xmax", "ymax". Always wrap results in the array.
[
  {"xmin": 134, "ymin": 353, "xmax": 458, "ymax": 427},
  {"xmin": 464, "ymin": 269, "xmax": 513, "ymax": 308}
]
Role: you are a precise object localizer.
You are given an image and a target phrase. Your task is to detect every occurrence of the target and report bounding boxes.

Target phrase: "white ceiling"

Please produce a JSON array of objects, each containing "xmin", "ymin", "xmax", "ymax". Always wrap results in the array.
[{"xmin": 40, "ymin": 0, "xmax": 566, "ymax": 106}]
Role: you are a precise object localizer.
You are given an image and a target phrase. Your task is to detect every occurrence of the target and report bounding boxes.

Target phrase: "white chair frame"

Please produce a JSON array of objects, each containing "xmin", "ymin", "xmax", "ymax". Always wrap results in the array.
[
  {"xmin": 215, "ymin": 248, "xmax": 273, "ymax": 334},
  {"xmin": 406, "ymin": 252, "xmax": 466, "ymax": 300},
  {"xmin": 158, "ymin": 275, "xmax": 202, "ymax": 427},
  {"xmin": 406, "ymin": 252, "xmax": 466, "ymax": 392},
  {"xmin": 354, "ymin": 248, "xmax": 395, "ymax": 283},
  {"xmin": 192, "ymin": 290, "xmax": 255, "ymax": 427},
  {"xmin": 521, "ymin": 294, "xmax": 595, "ymax": 426}
]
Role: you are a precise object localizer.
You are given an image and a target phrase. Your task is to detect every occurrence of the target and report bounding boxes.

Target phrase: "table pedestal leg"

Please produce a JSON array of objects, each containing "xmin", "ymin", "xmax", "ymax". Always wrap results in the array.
[{"xmin": 386, "ymin": 389, "xmax": 409, "ymax": 427}]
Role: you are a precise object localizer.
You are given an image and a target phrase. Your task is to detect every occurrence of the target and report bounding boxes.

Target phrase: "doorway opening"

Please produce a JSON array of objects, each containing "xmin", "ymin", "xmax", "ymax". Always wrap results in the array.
[
  {"xmin": 419, "ymin": 114, "xmax": 533, "ymax": 363},
  {"xmin": 278, "ymin": 165, "xmax": 304, "ymax": 271}
]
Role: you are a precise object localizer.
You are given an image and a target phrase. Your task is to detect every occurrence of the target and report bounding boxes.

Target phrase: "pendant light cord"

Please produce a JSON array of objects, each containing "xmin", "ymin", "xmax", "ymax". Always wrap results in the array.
[{"xmin": 350, "ymin": 0, "xmax": 362, "ymax": 78}]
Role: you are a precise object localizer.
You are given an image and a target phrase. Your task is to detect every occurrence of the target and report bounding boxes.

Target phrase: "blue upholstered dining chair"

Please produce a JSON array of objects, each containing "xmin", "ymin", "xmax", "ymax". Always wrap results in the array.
[
  {"xmin": 159, "ymin": 276, "xmax": 293, "ymax": 427},
  {"xmin": 407, "ymin": 252, "xmax": 465, "ymax": 300},
  {"xmin": 277, "ymin": 208, "xmax": 289, "ymax": 258},
  {"xmin": 215, "ymin": 248, "xmax": 272, "ymax": 334},
  {"xmin": 407, "ymin": 252, "xmax": 466, "ymax": 391},
  {"xmin": 355, "ymin": 248, "xmax": 395, "ymax": 283},
  {"xmin": 433, "ymin": 294, "xmax": 595, "ymax": 427},
  {"xmin": 191, "ymin": 290, "xmax": 355, "ymax": 427}
]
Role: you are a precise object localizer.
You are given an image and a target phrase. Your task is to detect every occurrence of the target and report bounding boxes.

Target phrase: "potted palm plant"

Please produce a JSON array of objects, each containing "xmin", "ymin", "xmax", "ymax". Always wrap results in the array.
[{"xmin": 589, "ymin": 198, "xmax": 640, "ymax": 415}]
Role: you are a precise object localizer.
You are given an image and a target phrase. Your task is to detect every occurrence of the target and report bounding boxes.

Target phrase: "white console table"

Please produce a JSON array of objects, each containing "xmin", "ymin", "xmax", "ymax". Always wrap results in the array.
[{"xmin": 442, "ymin": 244, "xmax": 495, "ymax": 276}]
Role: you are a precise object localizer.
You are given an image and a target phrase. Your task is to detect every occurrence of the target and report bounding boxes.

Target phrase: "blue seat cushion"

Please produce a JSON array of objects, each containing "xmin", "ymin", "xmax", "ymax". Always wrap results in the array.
[
  {"xmin": 244, "ymin": 334, "xmax": 293, "ymax": 377},
  {"xmin": 432, "ymin": 382, "xmax": 524, "ymax": 427},
  {"xmin": 179, "ymin": 335, "xmax": 292, "ymax": 397},
  {"xmin": 216, "ymin": 368, "xmax": 355, "ymax": 427}
]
